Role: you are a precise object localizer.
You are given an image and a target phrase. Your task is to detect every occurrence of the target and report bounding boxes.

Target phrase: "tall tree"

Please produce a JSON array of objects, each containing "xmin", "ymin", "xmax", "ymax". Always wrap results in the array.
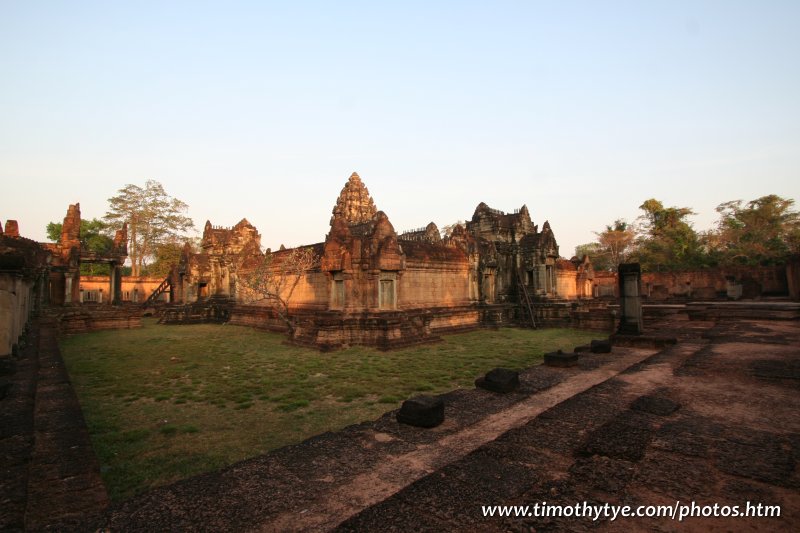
[
  {"xmin": 713, "ymin": 194, "xmax": 800, "ymax": 265},
  {"xmin": 633, "ymin": 199, "xmax": 705, "ymax": 271},
  {"xmin": 104, "ymin": 180, "xmax": 194, "ymax": 276}
]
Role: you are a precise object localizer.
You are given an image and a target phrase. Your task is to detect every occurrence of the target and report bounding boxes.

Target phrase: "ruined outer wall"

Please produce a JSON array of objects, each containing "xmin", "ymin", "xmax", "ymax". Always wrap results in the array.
[
  {"xmin": 592, "ymin": 266, "xmax": 788, "ymax": 301},
  {"xmin": 0, "ymin": 274, "xmax": 34, "ymax": 357},
  {"xmin": 1, "ymin": 232, "xmax": 48, "ymax": 357},
  {"xmin": 641, "ymin": 266, "xmax": 787, "ymax": 299},
  {"xmin": 79, "ymin": 276, "xmax": 166, "ymax": 302}
]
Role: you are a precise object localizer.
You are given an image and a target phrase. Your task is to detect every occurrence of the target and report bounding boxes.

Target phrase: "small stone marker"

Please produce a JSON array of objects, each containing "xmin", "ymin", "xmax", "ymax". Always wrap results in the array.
[
  {"xmin": 544, "ymin": 349, "xmax": 579, "ymax": 368},
  {"xmin": 590, "ymin": 339, "xmax": 612, "ymax": 354},
  {"xmin": 396, "ymin": 395, "xmax": 445, "ymax": 428},
  {"xmin": 475, "ymin": 368, "xmax": 520, "ymax": 393}
]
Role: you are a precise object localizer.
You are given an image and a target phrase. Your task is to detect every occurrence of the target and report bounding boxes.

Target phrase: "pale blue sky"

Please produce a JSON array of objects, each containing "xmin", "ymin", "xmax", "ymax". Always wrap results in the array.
[{"xmin": 2, "ymin": 1, "xmax": 798, "ymax": 255}]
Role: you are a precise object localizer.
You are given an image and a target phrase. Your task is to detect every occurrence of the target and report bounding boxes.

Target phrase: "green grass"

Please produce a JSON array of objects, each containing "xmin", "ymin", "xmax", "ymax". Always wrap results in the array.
[{"xmin": 60, "ymin": 318, "xmax": 596, "ymax": 501}]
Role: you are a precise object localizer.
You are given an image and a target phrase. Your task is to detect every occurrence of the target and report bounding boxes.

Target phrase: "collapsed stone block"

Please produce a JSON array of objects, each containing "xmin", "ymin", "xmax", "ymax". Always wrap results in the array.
[
  {"xmin": 475, "ymin": 368, "xmax": 520, "ymax": 393},
  {"xmin": 396, "ymin": 395, "xmax": 445, "ymax": 428},
  {"xmin": 590, "ymin": 339, "xmax": 612, "ymax": 354},
  {"xmin": 544, "ymin": 350, "xmax": 579, "ymax": 368}
]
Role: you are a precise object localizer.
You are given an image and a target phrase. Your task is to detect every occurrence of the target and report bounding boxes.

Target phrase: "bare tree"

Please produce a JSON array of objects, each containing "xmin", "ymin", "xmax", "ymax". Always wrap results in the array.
[{"xmin": 240, "ymin": 247, "xmax": 317, "ymax": 336}]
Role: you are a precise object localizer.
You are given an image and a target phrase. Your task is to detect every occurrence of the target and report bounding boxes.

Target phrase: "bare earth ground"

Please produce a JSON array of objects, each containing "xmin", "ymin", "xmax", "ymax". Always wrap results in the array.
[{"xmin": 8, "ymin": 313, "xmax": 800, "ymax": 532}]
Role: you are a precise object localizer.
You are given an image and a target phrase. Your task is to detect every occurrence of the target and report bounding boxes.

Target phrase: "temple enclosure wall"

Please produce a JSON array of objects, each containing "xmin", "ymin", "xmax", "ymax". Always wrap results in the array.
[{"xmin": 592, "ymin": 265, "xmax": 791, "ymax": 301}]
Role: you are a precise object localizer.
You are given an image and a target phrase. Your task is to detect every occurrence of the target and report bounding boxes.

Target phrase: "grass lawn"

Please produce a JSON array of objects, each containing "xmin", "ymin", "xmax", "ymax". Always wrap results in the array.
[{"xmin": 60, "ymin": 319, "xmax": 597, "ymax": 501}]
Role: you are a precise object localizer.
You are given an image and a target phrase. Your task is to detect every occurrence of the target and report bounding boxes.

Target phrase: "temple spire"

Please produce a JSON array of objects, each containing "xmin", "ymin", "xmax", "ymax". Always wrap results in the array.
[{"xmin": 331, "ymin": 172, "xmax": 378, "ymax": 225}]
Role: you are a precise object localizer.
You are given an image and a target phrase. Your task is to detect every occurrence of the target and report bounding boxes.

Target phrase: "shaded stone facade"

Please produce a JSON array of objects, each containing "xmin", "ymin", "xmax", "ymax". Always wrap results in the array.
[
  {"xmin": 0, "ymin": 221, "xmax": 49, "ymax": 357},
  {"xmin": 169, "ymin": 172, "xmax": 596, "ymax": 347}
]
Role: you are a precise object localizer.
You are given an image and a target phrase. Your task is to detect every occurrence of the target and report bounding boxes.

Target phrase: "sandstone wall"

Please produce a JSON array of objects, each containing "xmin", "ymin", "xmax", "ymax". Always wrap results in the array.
[
  {"xmin": 0, "ymin": 274, "xmax": 34, "ymax": 357},
  {"xmin": 399, "ymin": 262, "xmax": 472, "ymax": 309},
  {"xmin": 79, "ymin": 276, "xmax": 167, "ymax": 303}
]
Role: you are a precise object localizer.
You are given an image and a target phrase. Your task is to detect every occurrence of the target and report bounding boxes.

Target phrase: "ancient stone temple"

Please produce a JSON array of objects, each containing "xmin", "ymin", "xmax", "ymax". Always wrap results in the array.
[
  {"xmin": 168, "ymin": 172, "xmax": 594, "ymax": 348},
  {"xmin": 171, "ymin": 218, "xmax": 263, "ymax": 303}
]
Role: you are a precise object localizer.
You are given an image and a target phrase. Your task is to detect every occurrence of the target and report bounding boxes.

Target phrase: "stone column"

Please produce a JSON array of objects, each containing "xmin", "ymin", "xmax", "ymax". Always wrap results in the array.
[
  {"xmin": 112, "ymin": 265, "xmax": 123, "ymax": 304},
  {"xmin": 618, "ymin": 263, "xmax": 643, "ymax": 335},
  {"xmin": 537, "ymin": 265, "xmax": 546, "ymax": 296},
  {"xmin": 108, "ymin": 267, "xmax": 115, "ymax": 304}
]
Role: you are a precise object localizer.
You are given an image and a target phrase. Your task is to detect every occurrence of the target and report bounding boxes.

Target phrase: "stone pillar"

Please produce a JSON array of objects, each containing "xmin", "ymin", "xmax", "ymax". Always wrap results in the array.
[
  {"xmin": 537, "ymin": 265, "xmax": 546, "ymax": 296},
  {"xmin": 109, "ymin": 263, "xmax": 122, "ymax": 305},
  {"xmin": 108, "ymin": 267, "xmax": 115, "ymax": 304},
  {"xmin": 618, "ymin": 263, "xmax": 643, "ymax": 335}
]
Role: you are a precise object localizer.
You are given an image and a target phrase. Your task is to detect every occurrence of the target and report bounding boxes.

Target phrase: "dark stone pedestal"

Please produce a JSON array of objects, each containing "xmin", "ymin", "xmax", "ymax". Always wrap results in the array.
[
  {"xmin": 475, "ymin": 368, "xmax": 520, "ymax": 393},
  {"xmin": 544, "ymin": 350, "xmax": 579, "ymax": 368},
  {"xmin": 590, "ymin": 339, "xmax": 612, "ymax": 353},
  {"xmin": 396, "ymin": 395, "xmax": 445, "ymax": 428}
]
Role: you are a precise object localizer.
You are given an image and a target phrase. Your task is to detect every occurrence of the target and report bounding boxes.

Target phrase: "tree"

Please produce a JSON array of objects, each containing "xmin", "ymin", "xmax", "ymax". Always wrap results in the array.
[
  {"xmin": 440, "ymin": 220, "xmax": 466, "ymax": 238},
  {"xmin": 633, "ymin": 199, "xmax": 706, "ymax": 271},
  {"xmin": 574, "ymin": 219, "xmax": 635, "ymax": 272},
  {"xmin": 104, "ymin": 180, "xmax": 194, "ymax": 276},
  {"xmin": 46, "ymin": 218, "xmax": 115, "ymax": 275},
  {"xmin": 712, "ymin": 195, "xmax": 799, "ymax": 265},
  {"xmin": 146, "ymin": 240, "xmax": 186, "ymax": 278},
  {"xmin": 574, "ymin": 242, "xmax": 613, "ymax": 271},
  {"xmin": 240, "ymin": 247, "xmax": 317, "ymax": 336},
  {"xmin": 597, "ymin": 219, "xmax": 635, "ymax": 271}
]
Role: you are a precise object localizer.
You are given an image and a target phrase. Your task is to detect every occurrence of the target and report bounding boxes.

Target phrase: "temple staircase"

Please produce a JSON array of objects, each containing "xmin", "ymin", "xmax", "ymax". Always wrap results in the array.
[
  {"xmin": 516, "ymin": 271, "xmax": 536, "ymax": 328},
  {"xmin": 143, "ymin": 276, "xmax": 171, "ymax": 306}
]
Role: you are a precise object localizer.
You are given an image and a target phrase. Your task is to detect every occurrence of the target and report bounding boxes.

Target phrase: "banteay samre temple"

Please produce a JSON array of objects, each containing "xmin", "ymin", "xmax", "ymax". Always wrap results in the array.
[
  {"xmin": 161, "ymin": 172, "xmax": 597, "ymax": 348},
  {"xmin": 2, "ymin": 171, "xmax": 799, "ymax": 356}
]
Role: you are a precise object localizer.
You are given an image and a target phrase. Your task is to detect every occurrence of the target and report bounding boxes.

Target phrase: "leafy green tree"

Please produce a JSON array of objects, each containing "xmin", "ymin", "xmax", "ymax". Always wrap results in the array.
[
  {"xmin": 712, "ymin": 194, "xmax": 799, "ymax": 265},
  {"xmin": 46, "ymin": 218, "xmax": 115, "ymax": 275},
  {"xmin": 104, "ymin": 180, "xmax": 194, "ymax": 276},
  {"xmin": 632, "ymin": 199, "xmax": 706, "ymax": 271}
]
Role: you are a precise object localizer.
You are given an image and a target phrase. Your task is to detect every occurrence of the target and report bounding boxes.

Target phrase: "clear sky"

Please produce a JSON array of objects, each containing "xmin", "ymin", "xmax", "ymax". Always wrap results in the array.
[{"xmin": 2, "ymin": 1, "xmax": 798, "ymax": 256}]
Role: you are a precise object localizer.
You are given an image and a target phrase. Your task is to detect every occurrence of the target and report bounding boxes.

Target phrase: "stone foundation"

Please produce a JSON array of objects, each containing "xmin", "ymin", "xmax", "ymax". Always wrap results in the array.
[{"xmin": 46, "ymin": 306, "xmax": 142, "ymax": 335}]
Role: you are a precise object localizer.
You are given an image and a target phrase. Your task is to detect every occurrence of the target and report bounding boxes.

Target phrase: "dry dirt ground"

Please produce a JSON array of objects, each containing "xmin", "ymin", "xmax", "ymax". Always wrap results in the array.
[{"xmin": 8, "ymin": 313, "xmax": 800, "ymax": 532}]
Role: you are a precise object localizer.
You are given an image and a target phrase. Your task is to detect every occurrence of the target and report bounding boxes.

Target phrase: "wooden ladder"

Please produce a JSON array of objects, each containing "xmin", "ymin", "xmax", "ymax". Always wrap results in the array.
[{"xmin": 516, "ymin": 271, "xmax": 536, "ymax": 328}]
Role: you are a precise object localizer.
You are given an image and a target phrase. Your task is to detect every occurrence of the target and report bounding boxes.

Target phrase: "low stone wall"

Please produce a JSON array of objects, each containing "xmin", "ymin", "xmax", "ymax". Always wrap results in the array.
[
  {"xmin": 47, "ymin": 306, "xmax": 142, "ymax": 335},
  {"xmin": 527, "ymin": 301, "xmax": 616, "ymax": 332},
  {"xmin": 164, "ymin": 300, "xmax": 617, "ymax": 350}
]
